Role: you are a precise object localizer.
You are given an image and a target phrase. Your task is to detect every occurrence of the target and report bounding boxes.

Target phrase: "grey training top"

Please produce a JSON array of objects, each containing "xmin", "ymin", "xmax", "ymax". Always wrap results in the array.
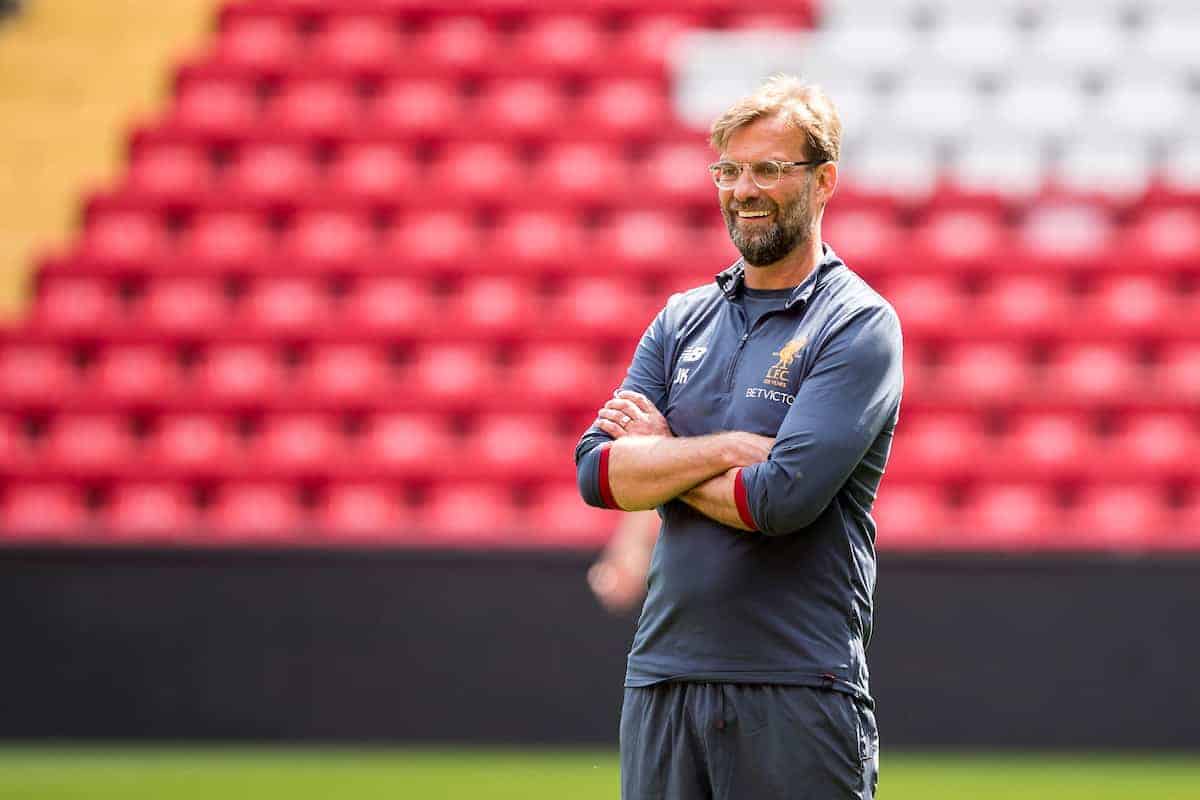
[{"xmin": 575, "ymin": 245, "xmax": 904, "ymax": 703}]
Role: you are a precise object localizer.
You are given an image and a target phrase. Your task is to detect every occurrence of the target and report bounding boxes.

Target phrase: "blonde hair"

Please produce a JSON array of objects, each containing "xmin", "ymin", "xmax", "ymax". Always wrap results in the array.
[{"xmin": 709, "ymin": 74, "xmax": 842, "ymax": 164}]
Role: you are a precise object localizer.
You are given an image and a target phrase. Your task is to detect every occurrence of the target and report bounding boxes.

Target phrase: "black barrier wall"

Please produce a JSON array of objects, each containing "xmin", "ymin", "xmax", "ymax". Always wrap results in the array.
[{"xmin": 1, "ymin": 548, "xmax": 1198, "ymax": 748}]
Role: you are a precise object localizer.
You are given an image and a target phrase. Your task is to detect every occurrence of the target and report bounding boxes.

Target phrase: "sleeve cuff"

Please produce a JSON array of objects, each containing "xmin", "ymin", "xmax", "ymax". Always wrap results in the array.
[
  {"xmin": 733, "ymin": 468, "xmax": 758, "ymax": 531},
  {"xmin": 598, "ymin": 442, "xmax": 620, "ymax": 510}
]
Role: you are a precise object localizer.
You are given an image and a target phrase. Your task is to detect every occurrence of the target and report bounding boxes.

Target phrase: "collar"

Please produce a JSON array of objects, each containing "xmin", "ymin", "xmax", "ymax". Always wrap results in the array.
[{"xmin": 714, "ymin": 243, "xmax": 844, "ymax": 309}]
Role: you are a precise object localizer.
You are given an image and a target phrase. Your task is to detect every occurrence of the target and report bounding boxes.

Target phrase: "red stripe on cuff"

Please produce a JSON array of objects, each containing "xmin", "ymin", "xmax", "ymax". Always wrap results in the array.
[
  {"xmin": 598, "ymin": 442, "xmax": 619, "ymax": 510},
  {"xmin": 733, "ymin": 468, "xmax": 758, "ymax": 531}
]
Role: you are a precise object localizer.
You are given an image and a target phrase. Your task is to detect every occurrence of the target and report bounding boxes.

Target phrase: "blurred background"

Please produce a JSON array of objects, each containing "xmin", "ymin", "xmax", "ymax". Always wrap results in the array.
[{"xmin": 0, "ymin": 0, "xmax": 1198, "ymax": 797}]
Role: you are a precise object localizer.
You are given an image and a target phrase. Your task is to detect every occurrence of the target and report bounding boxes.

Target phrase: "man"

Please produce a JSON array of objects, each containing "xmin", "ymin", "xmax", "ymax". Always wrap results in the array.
[{"xmin": 575, "ymin": 75, "xmax": 902, "ymax": 799}]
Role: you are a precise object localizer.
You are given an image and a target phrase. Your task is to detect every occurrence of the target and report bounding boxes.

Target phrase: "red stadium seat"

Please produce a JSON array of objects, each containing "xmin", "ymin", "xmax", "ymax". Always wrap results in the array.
[
  {"xmin": 548, "ymin": 276, "xmax": 654, "ymax": 337},
  {"xmin": 487, "ymin": 211, "xmax": 581, "ymax": 271},
  {"xmin": 642, "ymin": 142, "xmax": 715, "ymax": 206},
  {"xmin": 822, "ymin": 209, "xmax": 907, "ymax": 274},
  {"xmin": 908, "ymin": 210, "xmax": 1008, "ymax": 273},
  {"xmin": 369, "ymin": 78, "xmax": 465, "ymax": 137},
  {"xmin": 255, "ymin": 413, "xmax": 345, "ymax": 472},
  {"xmin": 887, "ymin": 413, "xmax": 988, "ymax": 480},
  {"xmin": 358, "ymin": 413, "xmax": 456, "ymax": 475},
  {"xmin": 998, "ymin": 413, "xmax": 1096, "ymax": 479},
  {"xmin": 1083, "ymin": 274, "xmax": 1176, "ymax": 335},
  {"xmin": 0, "ymin": 414, "xmax": 30, "ymax": 466},
  {"xmin": 0, "ymin": 344, "xmax": 75, "ymax": 403},
  {"xmin": 936, "ymin": 342, "xmax": 1030, "ymax": 401},
  {"xmin": 208, "ymin": 482, "xmax": 305, "ymax": 540},
  {"xmin": 196, "ymin": 344, "xmax": 284, "ymax": 401},
  {"xmin": 476, "ymin": 79, "xmax": 566, "ymax": 137},
  {"xmin": 385, "ymin": 211, "xmax": 480, "ymax": 267},
  {"xmin": 1, "ymin": 483, "xmax": 88, "ymax": 538},
  {"xmin": 79, "ymin": 210, "xmax": 167, "ymax": 265},
  {"xmin": 147, "ymin": 414, "xmax": 239, "ymax": 470},
  {"xmin": 535, "ymin": 142, "xmax": 626, "ymax": 207},
  {"xmin": 1119, "ymin": 207, "xmax": 1200, "ymax": 271},
  {"xmin": 1156, "ymin": 343, "xmax": 1200, "ymax": 401},
  {"xmin": 880, "ymin": 274, "xmax": 967, "ymax": 337},
  {"xmin": 510, "ymin": 343, "xmax": 616, "ymax": 404},
  {"xmin": 525, "ymin": 482, "xmax": 615, "ymax": 547},
  {"xmin": 91, "ymin": 346, "xmax": 177, "ymax": 403},
  {"xmin": 610, "ymin": 13, "xmax": 696, "ymax": 74},
  {"xmin": 302, "ymin": 345, "xmax": 392, "ymax": 401},
  {"xmin": 870, "ymin": 483, "xmax": 954, "ymax": 550},
  {"xmin": 105, "ymin": 483, "xmax": 197, "ymax": 539},
  {"xmin": 428, "ymin": 141, "xmax": 524, "ymax": 205},
  {"xmin": 1046, "ymin": 344, "xmax": 1142, "ymax": 403},
  {"xmin": 594, "ymin": 211, "xmax": 693, "ymax": 271},
  {"xmin": 137, "ymin": 277, "xmax": 228, "ymax": 335},
  {"xmin": 180, "ymin": 211, "xmax": 272, "ymax": 267},
  {"xmin": 1016, "ymin": 204, "xmax": 1115, "ymax": 272},
  {"xmin": 510, "ymin": 15, "xmax": 607, "ymax": 72},
  {"xmin": 341, "ymin": 276, "xmax": 431, "ymax": 334},
  {"xmin": 40, "ymin": 413, "xmax": 135, "ymax": 472},
  {"xmin": 961, "ymin": 483, "xmax": 1058, "ymax": 549},
  {"xmin": 34, "ymin": 277, "xmax": 120, "ymax": 332},
  {"xmin": 225, "ymin": 143, "xmax": 320, "ymax": 204},
  {"xmin": 309, "ymin": 15, "xmax": 401, "ymax": 72},
  {"xmin": 1063, "ymin": 484, "xmax": 1170, "ymax": 550},
  {"xmin": 575, "ymin": 79, "xmax": 668, "ymax": 138},
  {"xmin": 318, "ymin": 483, "xmax": 412, "ymax": 539},
  {"xmin": 1107, "ymin": 413, "xmax": 1195, "ymax": 478},
  {"xmin": 215, "ymin": 15, "xmax": 301, "ymax": 71},
  {"xmin": 172, "ymin": 78, "xmax": 259, "ymax": 136},
  {"xmin": 241, "ymin": 277, "xmax": 331, "ymax": 334},
  {"xmin": 468, "ymin": 414, "xmax": 565, "ymax": 478},
  {"xmin": 419, "ymin": 482, "xmax": 519, "ymax": 543},
  {"xmin": 126, "ymin": 144, "xmax": 213, "ymax": 200},
  {"xmin": 449, "ymin": 276, "xmax": 540, "ymax": 337},
  {"xmin": 281, "ymin": 211, "xmax": 374, "ymax": 268},
  {"xmin": 327, "ymin": 143, "xmax": 418, "ymax": 204},
  {"xmin": 265, "ymin": 79, "xmax": 359, "ymax": 137},
  {"xmin": 415, "ymin": 16, "xmax": 498, "ymax": 72},
  {"xmin": 408, "ymin": 343, "xmax": 499, "ymax": 403},
  {"xmin": 1173, "ymin": 490, "xmax": 1200, "ymax": 549},
  {"xmin": 974, "ymin": 275, "xmax": 1070, "ymax": 338}
]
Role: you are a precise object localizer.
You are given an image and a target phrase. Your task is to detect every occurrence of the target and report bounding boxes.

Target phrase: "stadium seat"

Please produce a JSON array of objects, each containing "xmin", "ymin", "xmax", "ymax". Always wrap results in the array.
[
  {"xmin": 171, "ymin": 78, "xmax": 259, "ymax": 137},
  {"xmin": 90, "ymin": 345, "xmax": 177, "ymax": 404},
  {"xmin": 79, "ymin": 210, "xmax": 167, "ymax": 266},
  {"xmin": 327, "ymin": 143, "xmax": 418, "ymax": 204},
  {"xmin": 886, "ymin": 413, "xmax": 988, "ymax": 480},
  {"xmin": 1083, "ymin": 274, "xmax": 1176, "ymax": 335},
  {"xmin": 254, "ymin": 413, "xmax": 346, "ymax": 473},
  {"xmin": 0, "ymin": 344, "xmax": 76, "ymax": 404},
  {"xmin": 535, "ymin": 142, "xmax": 626, "ymax": 207},
  {"xmin": 368, "ymin": 78, "xmax": 466, "ymax": 137},
  {"xmin": 358, "ymin": 413, "xmax": 456, "ymax": 475},
  {"xmin": 215, "ymin": 15, "xmax": 301, "ymax": 72},
  {"xmin": 317, "ymin": 483, "xmax": 412, "ymax": 539},
  {"xmin": 937, "ymin": 342, "xmax": 1030, "ymax": 401},
  {"xmin": 408, "ymin": 343, "xmax": 499, "ymax": 403},
  {"xmin": 225, "ymin": 143, "xmax": 320, "ymax": 205},
  {"xmin": 341, "ymin": 276, "xmax": 431, "ymax": 334},
  {"xmin": 575, "ymin": 79, "xmax": 668, "ymax": 138},
  {"xmin": 265, "ymin": 79, "xmax": 360, "ymax": 137},
  {"xmin": 137, "ymin": 277, "xmax": 228, "ymax": 335},
  {"xmin": 525, "ymin": 482, "xmax": 615, "ymax": 547},
  {"xmin": 34, "ymin": 277, "xmax": 120, "ymax": 332},
  {"xmin": 510, "ymin": 342, "xmax": 618, "ymax": 404},
  {"xmin": 960, "ymin": 483, "xmax": 1059, "ymax": 549},
  {"xmin": 180, "ymin": 211, "xmax": 272, "ymax": 267},
  {"xmin": 487, "ymin": 211, "xmax": 581, "ymax": 272},
  {"xmin": 879, "ymin": 274, "xmax": 966, "ymax": 337},
  {"xmin": 449, "ymin": 276, "xmax": 540, "ymax": 338},
  {"xmin": 609, "ymin": 13, "xmax": 696, "ymax": 74},
  {"xmin": 309, "ymin": 15, "xmax": 401, "ymax": 73},
  {"xmin": 467, "ymin": 414, "xmax": 566, "ymax": 479},
  {"xmin": 1119, "ymin": 207, "xmax": 1200, "ymax": 270},
  {"xmin": 1063, "ymin": 484, "xmax": 1171, "ymax": 550},
  {"xmin": 302, "ymin": 345, "xmax": 392, "ymax": 401},
  {"xmin": 1156, "ymin": 343, "xmax": 1200, "ymax": 401},
  {"xmin": 385, "ymin": 211, "xmax": 480, "ymax": 267},
  {"xmin": 1046, "ymin": 344, "xmax": 1142, "ymax": 403},
  {"xmin": 208, "ymin": 482, "xmax": 305, "ymax": 540},
  {"xmin": 594, "ymin": 211, "xmax": 693, "ymax": 272},
  {"xmin": 997, "ymin": 413, "xmax": 1097, "ymax": 480},
  {"xmin": 126, "ymin": 143, "xmax": 213, "ymax": 201},
  {"xmin": 476, "ymin": 79, "xmax": 567, "ymax": 138},
  {"xmin": 821, "ymin": 209, "xmax": 907, "ymax": 274},
  {"xmin": 510, "ymin": 14, "xmax": 608, "ymax": 73},
  {"xmin": 0, "ymin": 483, "xmax": 89, "ymax": 538},
  {"xmin": 40, "ymin": 413, "xmax": 135, "ymax": 472},
  {"xmin": 908, "ymin": 210, "xmax": 1008, "ymax": 273},
  {"xmin": 974, "ymin": 275, "xmax": 1069, "ymax": 338},
  {"xmin": 641, "ymin": 141, "xmax": 715, "ymax": 206},
  {"xmin": 415, "ymin": 16, "xmax": 499, "ymax": 72},
  {"xmin": 241, "ymin": 277, "xmax": 331, "ymax": 334},
  {"xmin": 1016, "ymin": 204, "xmax": 1115, "ymax": 272},
  {"xmin": 281, "ymin": 211, "xmax": 374, "ymax": 268},
  {"xmin": 548, "ymin": 276, "xmax": 655, "ymax": 337},
  {"xmin": 418, "ymin": 483, "xmax": 519, "ymax": 543},
  {"xmin": 430, "ymin": 140, "xmax": 527, "ymax": 205},
  {"xmin": 870, "ymin": 483, "xmax": 954, "ymax": 550},
  {"xmin": 196, "ymin": 344, "xmax": 284, "ymax": 401},
  {"xmin": 1106, "ymin": 413, "xmax": 1194, "ymax": 479},
  {"xmin": 104, "ymin": 483, "xmax": 197, "ymax": 539},
  {"xmin": 147, "ymin": 414, "xmax": 240, "ymax": 471}
]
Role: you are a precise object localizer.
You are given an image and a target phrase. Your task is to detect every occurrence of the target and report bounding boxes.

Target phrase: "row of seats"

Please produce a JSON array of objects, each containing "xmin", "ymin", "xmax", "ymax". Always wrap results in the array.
[
  {"xmin": 62, "ymin": 206, "xmax": 1200, "ymax": 276},
  {"xmin": 4, "ymin": 478, "xmax": 1199, "ymax": 550},
  {"xmin": 875, "ymin": 482, "xmax": 1200, "ymax": 551},
  {"xmin": 1, "ymin": 410, "xmax": 1196, "ymax": 481},
  {"xmin": 0, "ymin": 480, "xmax": 614, "ymax": 545},
  {"xmin": 2, "ymin": 340, "xmax": 1199, "ymax": 408},
  {"xmin": 26, "ymin": 272, "xmax": 1200, "ymax": 341}
]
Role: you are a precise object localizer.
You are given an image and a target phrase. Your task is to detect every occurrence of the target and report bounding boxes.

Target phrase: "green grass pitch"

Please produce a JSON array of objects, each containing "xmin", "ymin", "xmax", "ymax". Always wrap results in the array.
[{"xmin": 1, "ymin": 748, "xmax": 1198, "ymax": 799}]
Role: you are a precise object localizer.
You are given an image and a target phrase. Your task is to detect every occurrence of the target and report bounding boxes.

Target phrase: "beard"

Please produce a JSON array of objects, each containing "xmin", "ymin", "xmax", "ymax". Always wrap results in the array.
[{"xmin": 722, "ymin": 181, "xmax": 815, "ymax": 267}]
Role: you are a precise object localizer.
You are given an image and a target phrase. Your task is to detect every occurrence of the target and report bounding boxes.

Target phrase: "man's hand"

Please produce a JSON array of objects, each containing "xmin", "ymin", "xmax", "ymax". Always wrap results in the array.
[
  {"xmin": 595, "ymin": 390, "xmax": 671, "ymax": 439},
  {"xmin": 719, "ymin": 432, "xmax": 775, "ymax": 467}
]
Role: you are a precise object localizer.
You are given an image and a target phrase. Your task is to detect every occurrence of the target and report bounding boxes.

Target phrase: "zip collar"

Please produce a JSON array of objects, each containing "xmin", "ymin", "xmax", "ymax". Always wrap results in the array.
[{"xmin": 715, "ymin": 243, "xmax": 844, "ymax": 309}]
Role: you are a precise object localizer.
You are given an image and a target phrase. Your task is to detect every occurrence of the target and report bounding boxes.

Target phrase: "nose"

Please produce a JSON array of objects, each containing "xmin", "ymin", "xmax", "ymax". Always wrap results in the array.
[{"xmin": 731, "ymin": 165, "xmax": 760, "ymax": 202}]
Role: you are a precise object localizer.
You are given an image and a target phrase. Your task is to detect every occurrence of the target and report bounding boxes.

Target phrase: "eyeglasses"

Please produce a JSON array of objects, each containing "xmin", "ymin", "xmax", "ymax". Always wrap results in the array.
[{"xmin": 708, "ymin": 159, "xmax": 827, "ymax": 190}]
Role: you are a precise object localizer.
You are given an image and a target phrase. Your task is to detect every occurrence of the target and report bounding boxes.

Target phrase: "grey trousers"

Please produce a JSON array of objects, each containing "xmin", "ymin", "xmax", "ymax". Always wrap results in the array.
[{"xmin": 620, "ymin": 683, "xmax": 879, "ymax": 800}]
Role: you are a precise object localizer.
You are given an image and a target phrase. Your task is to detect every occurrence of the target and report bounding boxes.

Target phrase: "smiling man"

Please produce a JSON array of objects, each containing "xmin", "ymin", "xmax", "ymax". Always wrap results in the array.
[{"xmin": 575, "ymin": 75, "xmax": 904, "ymax": 799}]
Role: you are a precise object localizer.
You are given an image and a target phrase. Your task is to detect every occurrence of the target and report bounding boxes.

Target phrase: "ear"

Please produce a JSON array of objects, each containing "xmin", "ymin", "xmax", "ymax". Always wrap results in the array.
[{"xmin": 817, "ymin": 161, "xmax": 838, "ymax": 204}]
